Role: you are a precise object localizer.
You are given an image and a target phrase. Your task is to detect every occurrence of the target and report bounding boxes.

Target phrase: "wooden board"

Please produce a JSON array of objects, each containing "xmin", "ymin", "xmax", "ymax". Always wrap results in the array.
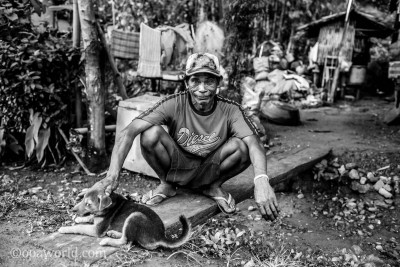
[{"xmin": 36, "ymin": 146, "xmax": 331, "ymax": 265}]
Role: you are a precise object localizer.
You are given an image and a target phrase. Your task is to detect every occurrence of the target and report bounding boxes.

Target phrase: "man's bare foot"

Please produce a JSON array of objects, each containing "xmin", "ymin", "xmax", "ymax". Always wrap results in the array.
[
  {"xmin": 141, "ymin": 182, "xmax": 177, "ymax": 206},
  {"xmin": 202, "ymin": 187, "xmax": 236, "ymax": 214}
]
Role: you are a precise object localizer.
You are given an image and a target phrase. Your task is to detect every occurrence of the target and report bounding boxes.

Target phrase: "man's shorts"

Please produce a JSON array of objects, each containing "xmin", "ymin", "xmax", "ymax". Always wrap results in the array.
[{"xmin": 165, "ymin": 141, "xmax": 224, "ymax": 189}]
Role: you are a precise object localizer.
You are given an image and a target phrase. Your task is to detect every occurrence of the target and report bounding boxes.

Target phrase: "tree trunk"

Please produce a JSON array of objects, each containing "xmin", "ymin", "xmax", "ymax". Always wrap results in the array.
[{"xmin": 77, "ymin": 0, "xmax": 107, "ymax": 172}]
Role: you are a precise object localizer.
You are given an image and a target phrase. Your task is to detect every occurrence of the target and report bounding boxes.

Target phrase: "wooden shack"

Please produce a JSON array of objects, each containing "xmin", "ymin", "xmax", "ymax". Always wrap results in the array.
[{"xmin": 297, "ymin": 9, "xmax": 393, "ymax": 66}]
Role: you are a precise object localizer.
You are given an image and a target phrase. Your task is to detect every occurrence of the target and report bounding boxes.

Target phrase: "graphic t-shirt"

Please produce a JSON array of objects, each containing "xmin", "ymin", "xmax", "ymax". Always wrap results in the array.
[{"xmin": 137, "ymin": 92, "xmax": 259, "ymax": 158}]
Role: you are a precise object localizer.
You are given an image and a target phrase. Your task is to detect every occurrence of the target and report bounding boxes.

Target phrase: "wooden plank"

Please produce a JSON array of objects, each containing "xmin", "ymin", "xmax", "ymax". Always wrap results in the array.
[
  {"xmin": 36, "ymin": 145, "xmax": 331, "ymax": 265},
  {"xmin": 154, "ymin": 146, "xmax": 331, "ymax": 230}
]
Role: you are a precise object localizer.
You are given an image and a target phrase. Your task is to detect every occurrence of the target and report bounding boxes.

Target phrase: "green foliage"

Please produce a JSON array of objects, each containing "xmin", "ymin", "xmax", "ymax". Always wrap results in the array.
[
  {"xmin": 0, "ymin": 33, "xmax": 83, "ymax": 133},
  {"xmin": 0, "ymin": 0, "xmax": 83, "ymax": 163}
]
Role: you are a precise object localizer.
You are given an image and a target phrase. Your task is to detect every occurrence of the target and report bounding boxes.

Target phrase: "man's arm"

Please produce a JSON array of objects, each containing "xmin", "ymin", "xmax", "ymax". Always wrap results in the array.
[
  {"xmin": 93, "ymin": 119, "xmax": 154, "ymax": 195},
  {"xmin": 242, "ymin": 135, "xmax": 279, "ymax": 221}
]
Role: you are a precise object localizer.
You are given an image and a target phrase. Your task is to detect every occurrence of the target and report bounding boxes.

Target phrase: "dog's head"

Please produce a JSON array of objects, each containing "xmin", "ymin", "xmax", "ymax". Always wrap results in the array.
[{"xmin": 72, "ymin": 188, "xmax": 113, "ymax": 216}]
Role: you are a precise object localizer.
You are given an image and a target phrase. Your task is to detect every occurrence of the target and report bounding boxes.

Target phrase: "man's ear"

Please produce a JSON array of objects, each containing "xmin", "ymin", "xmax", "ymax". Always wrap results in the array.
[{"xmin": 98, "ymin": 194, "xmax": 112, "ymax": 211}]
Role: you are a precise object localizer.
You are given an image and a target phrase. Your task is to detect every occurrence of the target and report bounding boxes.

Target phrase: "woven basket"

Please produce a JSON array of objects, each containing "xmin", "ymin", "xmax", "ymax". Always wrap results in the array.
[{"xmin": 111, "ymin": 29, "xmax": 140, "ymax": 59}]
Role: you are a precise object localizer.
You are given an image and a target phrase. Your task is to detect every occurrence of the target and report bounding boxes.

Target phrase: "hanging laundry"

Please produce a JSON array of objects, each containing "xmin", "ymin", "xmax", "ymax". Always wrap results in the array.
[{"xmin": 137, "ymin": 23, "xmax": 162, "ymax": 78}]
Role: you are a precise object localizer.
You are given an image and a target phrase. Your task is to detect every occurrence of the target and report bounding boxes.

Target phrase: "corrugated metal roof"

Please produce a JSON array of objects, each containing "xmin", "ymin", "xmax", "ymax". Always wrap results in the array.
[{"xmin": 296, "ymin": 9, "xmax": 393, "ymax": 38}]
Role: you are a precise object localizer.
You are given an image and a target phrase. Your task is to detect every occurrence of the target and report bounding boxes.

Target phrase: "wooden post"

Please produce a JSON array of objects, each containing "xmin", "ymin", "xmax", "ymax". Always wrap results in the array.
[
  {"xmin": 277, "ymin": 0, "xmax": 287, "ymax": 42},
  {"xmin": 328, "ymin": 0, "xmax": 353, "ymax": 103},
  {"xmin": 271, "ymin": 0, "xmax": 278, "ymax": 40}
]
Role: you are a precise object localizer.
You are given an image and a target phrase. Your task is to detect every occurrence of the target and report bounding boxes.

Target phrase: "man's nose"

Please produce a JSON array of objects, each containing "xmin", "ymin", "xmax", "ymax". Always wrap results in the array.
[{"xmin": 198, "ymin": 82, "xmax": 207, "ymax": 92}]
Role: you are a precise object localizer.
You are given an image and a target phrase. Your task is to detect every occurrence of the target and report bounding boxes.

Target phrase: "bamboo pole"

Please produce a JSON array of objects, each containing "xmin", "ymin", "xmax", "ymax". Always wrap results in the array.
[
  {"xmin": 72, "ymin": 0, "xmax": 82, "ymax": 127},
  {"xmin": 72, "ymin": 0, "xmax": 81, "ymax": 47},
  {"xmin": 58, "ymin": 128, "xmax": 95, "ymax": 176}
]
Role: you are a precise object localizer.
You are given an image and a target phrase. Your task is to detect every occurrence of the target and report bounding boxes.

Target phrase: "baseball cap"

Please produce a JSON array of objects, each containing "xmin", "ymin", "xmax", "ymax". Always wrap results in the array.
[{"xmin": 185, "ymin": 53, "xmax": 222, "ymax": 78}]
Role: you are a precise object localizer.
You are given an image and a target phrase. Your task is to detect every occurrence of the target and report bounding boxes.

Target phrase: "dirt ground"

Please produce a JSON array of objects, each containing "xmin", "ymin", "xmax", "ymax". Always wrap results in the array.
[{"xmin": 0, "ymin": 96, "xmax": 400, "ymax": 267}]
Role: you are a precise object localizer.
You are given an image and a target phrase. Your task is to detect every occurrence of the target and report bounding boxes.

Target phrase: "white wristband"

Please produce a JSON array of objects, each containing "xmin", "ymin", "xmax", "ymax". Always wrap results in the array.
[{"xmin": 254, "ymin": 174, "xmax": 270, "ymax": 183}]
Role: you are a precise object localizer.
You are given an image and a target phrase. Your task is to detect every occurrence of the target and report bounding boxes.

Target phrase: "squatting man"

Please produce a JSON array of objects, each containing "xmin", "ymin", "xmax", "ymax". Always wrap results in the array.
[{"xmin": 88, "ymin": 52, "xmax": 279, "ymax": 220}]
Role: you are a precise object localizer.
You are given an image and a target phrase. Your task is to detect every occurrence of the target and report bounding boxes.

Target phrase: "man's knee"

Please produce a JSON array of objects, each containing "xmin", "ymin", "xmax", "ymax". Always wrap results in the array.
[
  {"xmin": 140, "ymin": 126, "xmax": 165, "ymax": 149},
  {"xmin": 223, "ymin": 138, "xmax": 250, "ymax": 164}
]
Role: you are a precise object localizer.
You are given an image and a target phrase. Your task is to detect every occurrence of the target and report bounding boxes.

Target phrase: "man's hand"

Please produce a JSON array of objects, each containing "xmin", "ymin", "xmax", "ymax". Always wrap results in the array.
[
  {"xmin": 75, "ymin": 176, "xmax": 119, "ymax": 201},
  {"xmin": 254, "ymin": 178, "xmax": 279, "ymax": 221}
]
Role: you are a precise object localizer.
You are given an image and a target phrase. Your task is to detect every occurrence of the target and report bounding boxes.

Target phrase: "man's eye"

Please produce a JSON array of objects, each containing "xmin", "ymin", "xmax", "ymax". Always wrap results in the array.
[
  {"xmin": 190, "ymin": 79, "xmax": 200, "ymax": 85},
  {"xmin": 205, "ymin": 79, "xmax": 216, "ymax": 86},
  {"xmin": 86, "ymin": 203, "xmax": 90, "ymax": 207}
]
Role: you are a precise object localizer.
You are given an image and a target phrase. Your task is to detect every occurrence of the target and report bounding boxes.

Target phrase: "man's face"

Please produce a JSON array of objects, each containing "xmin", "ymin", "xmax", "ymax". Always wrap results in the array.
[{"xmin": 186, "ymin": 74, "xmax": 219, "ymax": 111}]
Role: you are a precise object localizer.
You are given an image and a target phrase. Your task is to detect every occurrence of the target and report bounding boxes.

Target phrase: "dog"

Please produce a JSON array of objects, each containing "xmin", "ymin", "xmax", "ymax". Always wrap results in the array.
[{"xmin": 58, "ymin": 188, "xmax": 191, "ymax": 250}]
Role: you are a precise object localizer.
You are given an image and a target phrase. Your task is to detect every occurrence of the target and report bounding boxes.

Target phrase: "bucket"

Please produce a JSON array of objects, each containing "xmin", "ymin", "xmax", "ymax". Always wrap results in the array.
[{"xmin": 349, "ymin": 65, "xmax": 366, "ymax": 85}]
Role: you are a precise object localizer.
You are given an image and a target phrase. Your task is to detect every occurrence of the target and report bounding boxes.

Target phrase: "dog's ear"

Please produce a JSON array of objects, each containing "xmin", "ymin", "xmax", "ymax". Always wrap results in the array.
[{"xmin": 98, "ymin": 194, "xmax": 112, "ymax": 211}]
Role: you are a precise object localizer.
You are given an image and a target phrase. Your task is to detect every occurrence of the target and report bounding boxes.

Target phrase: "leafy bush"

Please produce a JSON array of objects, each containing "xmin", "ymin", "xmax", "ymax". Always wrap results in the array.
[
  {"xmin": 0, "ymin": 0, "xmax": 84, "ymax": 163},
  {"xmin": 0, "ymin": 33, "xmax": 83, "ymax": 133}
]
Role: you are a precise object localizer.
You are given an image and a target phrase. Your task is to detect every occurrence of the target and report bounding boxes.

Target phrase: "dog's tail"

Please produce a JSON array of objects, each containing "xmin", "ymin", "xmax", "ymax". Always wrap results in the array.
[{"xmin": 158, "ymin": 215, "xmax": 191, "ymax": 249}]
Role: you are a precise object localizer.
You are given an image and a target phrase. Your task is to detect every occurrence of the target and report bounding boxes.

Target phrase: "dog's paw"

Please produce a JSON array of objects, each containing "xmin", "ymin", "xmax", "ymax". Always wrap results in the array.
[
  {"xmin": 106, "ymin": 231, "xmax": 117, "ymax": 238},
  {"xmin": 99, "ymin": 238, "xmax": 110, "ymax": 246},
  {"xmin": 58, "ymin": 227, "xmax": 69, "ymax": 234}
]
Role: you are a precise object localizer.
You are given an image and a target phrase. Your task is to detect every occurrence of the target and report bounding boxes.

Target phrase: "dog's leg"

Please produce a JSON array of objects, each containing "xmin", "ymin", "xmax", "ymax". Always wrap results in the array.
[
  {"xmin": 99, "ymin": 236, "xmax": 127, "ymax": 247},
  {"xmin": 106, "ymin": 230, "xmax": 123, "ymax": 239},
  {"xmin": 58, "ymin": 225, "xmax": 100, "ymax": 237},
  {"xmin": 74, "ymin": 215, "xmax": 94, "ymax": 224}
]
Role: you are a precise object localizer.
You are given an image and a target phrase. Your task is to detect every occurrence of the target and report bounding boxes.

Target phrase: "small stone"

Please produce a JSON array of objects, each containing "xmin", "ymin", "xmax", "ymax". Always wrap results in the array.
[
  {"xmin": 375, "ymin": 200, "xmax": 390, "ymax": 208},
  {"xmin": 331, "ymin": 162, "xmax": 340, "ymax": 168},
  {"xmin": 378, "ymin": 188, "xmax": 392, "ymax": 199},
  {"xmin": 368, "ymin": 224, "xmax": 374, "ymax": 230},
  {"xmin": 379, "ymin": 176, "xmax": 390, "ymax": 184},
  {"xmin": 29, "ymin": 186, "xmax": 43, "ymax": 194},
  {"xmin": 247, "ymin": 214, "xmax": 253, "ymax": 220},
  {"xmin": 373, "ymin": 180, "xmax": 385, "ymax": 191},
  {"xmin": 345, "ymin": 163, "xmax": 357, "ymax": 170},
  {"xmin": 376, "ymin": 245, "xmax": 383, "ymax": 251},
  {"xmin": 349, "ymin": 169, "xmax": 360, "ymax": 179},
  {"xmin": 367, "ymin": 172, "xmax": 379, "ymax": 182},
  {"xmin": 297, "ymin": 193, "xmax": 304, "ymax": 199},
  {"xmin": 254, "ymin": 215, "xmax": 262, "ymax": 221},
  {"xmin": 383, "ymin": 184, "xmax": 392, "ymax": 192},
  {"xmin": 248, "ymin": 205, "xmax": 256, "ymax": 211},
  {"xmin": 384, "ymin": 199, "xmax": 393, "ymax": 205},
  {"xmin": 338, "ymin": 165, "xmax": 346, "ymax": 176},
  {"xmin": 346, "ymin": 202, "xmax": 357, "ymax": 209},
  {"xmin": 351, "ymin": 181, "xmax": 370, "ymax": 193},
  {"xmin": 367, "ymin": 207, "xmax": 378, "ymax": 212},
  {"xmin": 360, "ymin": 177, "xmax": 367, "ymax": 185}
]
